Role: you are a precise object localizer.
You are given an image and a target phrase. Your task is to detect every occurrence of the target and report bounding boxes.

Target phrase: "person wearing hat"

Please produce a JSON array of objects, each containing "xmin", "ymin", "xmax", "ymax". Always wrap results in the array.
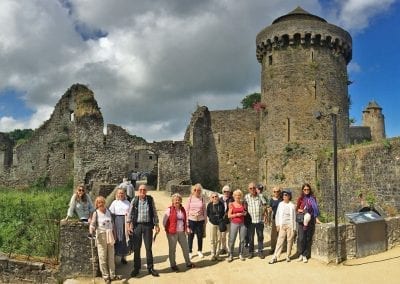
[
  {"xmin": 269, "ymin": 189, "xmax": 296, "ymax": 264},
  {"xmin": 219, "ymin": 185, "xmax": 233, "ymax": 255}
]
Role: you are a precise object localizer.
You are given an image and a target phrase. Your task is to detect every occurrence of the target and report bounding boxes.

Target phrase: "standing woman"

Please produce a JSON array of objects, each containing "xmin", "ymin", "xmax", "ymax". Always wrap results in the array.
[
  {"xmin": 64, "ymin": 184, "xmax": 94, "ymax": 222},
  {"xmin": 227, "ymin": 189, "xmax": 247, "ymax": 262},
  {"xmin": 267, "ymin": 187, "xmax": 282, "ymax": 253},
  {"xmin": 89, "ymin": 196, "xmax": 118, "ymax": 283},
  {"xmin": 296, "ymin": 183, "xmax": 321, "ymax": 263},
  {"xmin": 185, "ymin": 183, "xmax": 207, "ymax": 259},
  {"xmin": 109, "ymin": 188, "xmax": 131, "ymax": 264},
  {"xmin": 269, "ymin": 189, "xmax": 296, "ymax": 264},
  {"xmin": 163, "ymin": 193, "xmax": 195, "ymax": 271},
  {"xmin": 206, "ymin": 192, "xmax": 225, "ymax": 261}
]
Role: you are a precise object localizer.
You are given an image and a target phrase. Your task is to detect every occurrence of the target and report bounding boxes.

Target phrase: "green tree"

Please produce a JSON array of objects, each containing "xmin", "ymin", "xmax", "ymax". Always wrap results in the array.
[
  {"xmin": 8, "ymin": 129, "xmax": 33, "ymax": 144},
  {"xmin": 241, "ymin": 92, "xmax": 261, "ymax": 109}
]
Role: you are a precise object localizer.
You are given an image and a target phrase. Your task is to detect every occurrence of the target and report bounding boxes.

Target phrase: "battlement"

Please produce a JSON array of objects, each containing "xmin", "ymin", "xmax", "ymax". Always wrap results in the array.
[{"xmin": 256, "ymin": 7, "xmax": 352, "ymax": 63}]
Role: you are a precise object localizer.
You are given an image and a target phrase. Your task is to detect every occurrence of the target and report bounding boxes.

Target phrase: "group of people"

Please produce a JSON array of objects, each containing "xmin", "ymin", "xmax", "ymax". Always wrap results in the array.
[{"xmin": 65, "ymin": 181, "xmax": 320, "ymax": 283}]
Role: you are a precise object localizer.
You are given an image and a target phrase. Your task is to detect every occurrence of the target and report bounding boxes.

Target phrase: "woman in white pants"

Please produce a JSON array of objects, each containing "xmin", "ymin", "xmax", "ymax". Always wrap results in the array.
[
  {"xmin": 89, "ymin": 196, "xmax": 118, "ymax": 284},
  {"xmin": 268, "ymin": 189, "xmax": 297, "ymax": 264}
]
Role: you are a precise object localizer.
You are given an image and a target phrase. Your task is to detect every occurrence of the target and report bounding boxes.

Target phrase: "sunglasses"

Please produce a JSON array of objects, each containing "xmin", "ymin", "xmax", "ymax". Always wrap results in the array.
[
  {"xmin": 212, "ymin": 196, "xmax": 218, "ymax": 198},
  {"xmin": 78, "ymin": 189, "xmax": 85, "ymax": 192}
]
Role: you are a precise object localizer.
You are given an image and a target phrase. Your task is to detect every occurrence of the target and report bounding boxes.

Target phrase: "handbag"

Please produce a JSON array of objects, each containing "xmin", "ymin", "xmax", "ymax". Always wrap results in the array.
[
  {"xmin": 296, "ymin": 212, "xmax": 304, "ymax": 223},
  {"xmin": 218, "ymin": 221, "xmax": 227, "ymax": 232}
]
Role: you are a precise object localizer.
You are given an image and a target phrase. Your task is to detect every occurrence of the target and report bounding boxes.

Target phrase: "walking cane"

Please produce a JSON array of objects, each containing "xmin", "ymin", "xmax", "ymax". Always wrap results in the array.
[{"xmin": 88, "ymin": 234, "xmax": 96, "ymax": 284}]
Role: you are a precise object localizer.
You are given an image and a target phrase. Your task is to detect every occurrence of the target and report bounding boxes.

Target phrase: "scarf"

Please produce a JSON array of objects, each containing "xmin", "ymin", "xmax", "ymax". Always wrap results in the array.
[{"xmin": 304, "ymin": 195, "xmax": 319, "ymax": 218}]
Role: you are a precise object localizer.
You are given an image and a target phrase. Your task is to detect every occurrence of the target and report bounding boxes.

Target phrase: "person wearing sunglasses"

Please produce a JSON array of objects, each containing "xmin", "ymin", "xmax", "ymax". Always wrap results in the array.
[
  {"xmin": 64, "ymin": 184, "xmax": 94, "ymax": 222},
  {"xmin": 206, "ymin": 193, "xmax": 225, "ymax": 261},
  {"xmin": 296, "ymin": 183, "xmax": 321, "ymax": 263},
  {"xmin": 244, "ymin": 182, "xmax": 268, "ymax": 259},
  {"xmin": 267, "ymin": 187, "xmax": 282, "ymax": 253},
  {"xmin": 185, "ymin": 183, "xmax": 207, "ymax": 259},
  {"xmin": 219, "ymin": 185, "xmax": 233, "ymax": 255}
]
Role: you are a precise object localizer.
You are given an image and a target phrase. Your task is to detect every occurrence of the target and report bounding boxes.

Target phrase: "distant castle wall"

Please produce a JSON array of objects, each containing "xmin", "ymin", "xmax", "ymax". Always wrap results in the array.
[
  {"xmin": 209, "ymin": 108, "xmax": 259, "ymax": 189},
  {"xmin": 349, "ymin": 126, "xmax": 371, "ymax": 144},
  {"xmin": 185, "ymin": 107, "xmax": 260, "ymax": 190},
  {"xmin": 318, "ymin": 138, "xmax": 400, "ymax": 215}
]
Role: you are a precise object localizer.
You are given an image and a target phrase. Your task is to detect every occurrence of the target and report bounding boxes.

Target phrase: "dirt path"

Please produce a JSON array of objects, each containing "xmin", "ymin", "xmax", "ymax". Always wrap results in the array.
[{"xmin": 65, "ymin": 191, "xmax": 400, "ymax": 284}]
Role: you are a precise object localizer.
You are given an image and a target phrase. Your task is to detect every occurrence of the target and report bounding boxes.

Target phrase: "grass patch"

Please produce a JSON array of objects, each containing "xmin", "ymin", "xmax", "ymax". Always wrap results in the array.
[{"xmin": 0, "ymin": 185, "xmax": 71, "ymax": 262}]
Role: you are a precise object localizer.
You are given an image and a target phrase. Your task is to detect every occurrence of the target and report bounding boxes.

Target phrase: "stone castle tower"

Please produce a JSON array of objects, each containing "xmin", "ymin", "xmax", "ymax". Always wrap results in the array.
[
  {"xmin": 362, "ymin": 101, "xmax": 386, "ymax": 141},
  {"xmin": 255, "ymin": 7, "xmax": 352, "ymax": 187}
]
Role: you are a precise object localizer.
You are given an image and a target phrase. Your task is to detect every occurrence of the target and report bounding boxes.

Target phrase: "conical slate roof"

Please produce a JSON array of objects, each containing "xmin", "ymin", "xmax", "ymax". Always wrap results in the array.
[
  {"xmin": 272, "ymin": 6, "xmax": 327, "ymax": 24},
  {"xmin": 366, "ymin": 101, "xmax": 382, "ymax": 109}
]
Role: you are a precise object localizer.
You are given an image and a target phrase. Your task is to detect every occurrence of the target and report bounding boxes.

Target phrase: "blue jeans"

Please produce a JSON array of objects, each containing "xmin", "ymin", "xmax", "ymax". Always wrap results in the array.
[{"xmin": 248, "ymin": 222, "xmax": 264, "ymax": 253}]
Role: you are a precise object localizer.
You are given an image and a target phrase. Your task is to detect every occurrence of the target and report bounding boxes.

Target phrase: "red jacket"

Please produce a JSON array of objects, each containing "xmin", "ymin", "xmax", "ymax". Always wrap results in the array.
[{"xmin": 165, "ymin": 206, "xmax": 187, "ymax": 234}]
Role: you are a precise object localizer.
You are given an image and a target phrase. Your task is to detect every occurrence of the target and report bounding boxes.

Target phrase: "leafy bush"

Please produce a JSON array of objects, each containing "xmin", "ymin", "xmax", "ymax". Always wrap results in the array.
[{"xmin": 0, "ymin": 186, "xmax": 71, "ymax": 262}]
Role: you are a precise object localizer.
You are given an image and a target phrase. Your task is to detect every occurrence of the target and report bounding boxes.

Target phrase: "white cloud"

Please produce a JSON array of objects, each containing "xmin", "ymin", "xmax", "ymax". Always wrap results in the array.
[
  {"xmin": 335, "ymin": 0, "xmax": 396, "ymax": 32},
  {"xmin": 0, "ymin": 0, "xmax": 397, "ymax": 140},
  {"xmin": 348, "ymin": 62, "xmax": 361, "ymax": 73},
  {"xmin": 0, "ymin": 105, "xmax": 53, "ymax": 131}
]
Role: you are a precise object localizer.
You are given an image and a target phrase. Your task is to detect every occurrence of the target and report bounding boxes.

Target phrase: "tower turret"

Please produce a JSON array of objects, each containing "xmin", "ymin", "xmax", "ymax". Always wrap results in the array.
[
  {"xmin": 256, "ymin": 7, "xmax": 352, "ymax": 187},
  {"xmin": 362, "ymin": 101, "xmax": 386, "ymax": 141}
]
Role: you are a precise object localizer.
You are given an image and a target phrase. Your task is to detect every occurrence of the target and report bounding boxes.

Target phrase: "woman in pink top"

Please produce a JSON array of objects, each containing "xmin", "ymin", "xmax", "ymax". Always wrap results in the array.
[
  {"xmin": 185, "ymin": 183, "xmax": 207, "ymax": 259},
  {"xmin": 227, "ymin": 189, "xmax": 248, "ymax": 262}
]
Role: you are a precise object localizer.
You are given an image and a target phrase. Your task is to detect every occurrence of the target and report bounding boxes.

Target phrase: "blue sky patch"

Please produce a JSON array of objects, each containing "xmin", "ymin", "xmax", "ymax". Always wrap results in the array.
[{"xmin": 0, "ymin": 89, "xmax": 34, "ymax": 119}]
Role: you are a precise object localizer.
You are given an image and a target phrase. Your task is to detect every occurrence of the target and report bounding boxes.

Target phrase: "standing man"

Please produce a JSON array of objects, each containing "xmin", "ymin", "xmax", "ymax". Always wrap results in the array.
[
  {"xmin": 244, "ymin": 182, "xmax": 268, "ymax": 259},
  {"xmin": 219, "ymin": 185, "xmax": 233, "ymax": 255},
  {"xmin": 127, "ymin": 185, "xmax": 160, "ymax": 277}
]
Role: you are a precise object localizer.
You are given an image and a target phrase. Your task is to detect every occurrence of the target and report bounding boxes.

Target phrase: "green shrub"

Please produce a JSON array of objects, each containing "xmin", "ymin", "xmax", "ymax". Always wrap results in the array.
[{"xmin": 0, "ymin": 186, "xmax": 71, "ymax": 261}]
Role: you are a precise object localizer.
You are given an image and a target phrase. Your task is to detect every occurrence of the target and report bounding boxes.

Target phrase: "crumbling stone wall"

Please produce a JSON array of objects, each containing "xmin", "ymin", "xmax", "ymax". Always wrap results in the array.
[
  {"xmin": 0, "ymin": 256, "xmax": 57, "ymax": 283},
  {"xmin": 58, "ymin": 221, "xmax": 99, "ymax": 279},
  {"xmin": 185, "ymin": 106, "xmax": 219, "ymax": 190},
  {"xmin": 8, "ymin": 85, "xmax": 79, "ymax": 187},
  {"xmin": 0, "ymin": 133, "xmax": 13, "ymax": 183},
  {"xmin": 0, "ymin": 84, "xmax": 190, "ymax": 192}
]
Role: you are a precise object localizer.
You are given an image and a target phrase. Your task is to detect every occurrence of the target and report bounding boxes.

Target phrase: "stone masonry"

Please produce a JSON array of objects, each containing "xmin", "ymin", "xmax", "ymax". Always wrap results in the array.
[{"xmin": 0, "ymin": 7, "xmax": 397, "ymax": 217}]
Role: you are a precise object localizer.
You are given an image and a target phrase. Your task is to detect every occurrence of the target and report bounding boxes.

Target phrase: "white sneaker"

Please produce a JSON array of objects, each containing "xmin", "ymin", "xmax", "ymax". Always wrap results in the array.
[
  {"xmin": 239, "ymin": 254, "xmax": 245, "ymax": 261},
  {"xmin": 189, "ymin": 253, "xmax": 193, "ymax": 259},
  {"xmin": 198, "ymin": 251, "xmax": 204, "ymax": 259},
  {"xmin": 303, "ymin": 256, "xmax": 308, "ymax": 263},
  {"xmin": 298, "ymin": 255, "xmax": 303, "ymax": 262}
]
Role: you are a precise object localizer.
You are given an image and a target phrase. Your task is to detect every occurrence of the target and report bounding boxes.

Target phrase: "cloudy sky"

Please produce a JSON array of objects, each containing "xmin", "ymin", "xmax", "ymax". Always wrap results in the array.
[{"xmin": 0, "ymin": 0, "xmax": 399, "ymax": 141}]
